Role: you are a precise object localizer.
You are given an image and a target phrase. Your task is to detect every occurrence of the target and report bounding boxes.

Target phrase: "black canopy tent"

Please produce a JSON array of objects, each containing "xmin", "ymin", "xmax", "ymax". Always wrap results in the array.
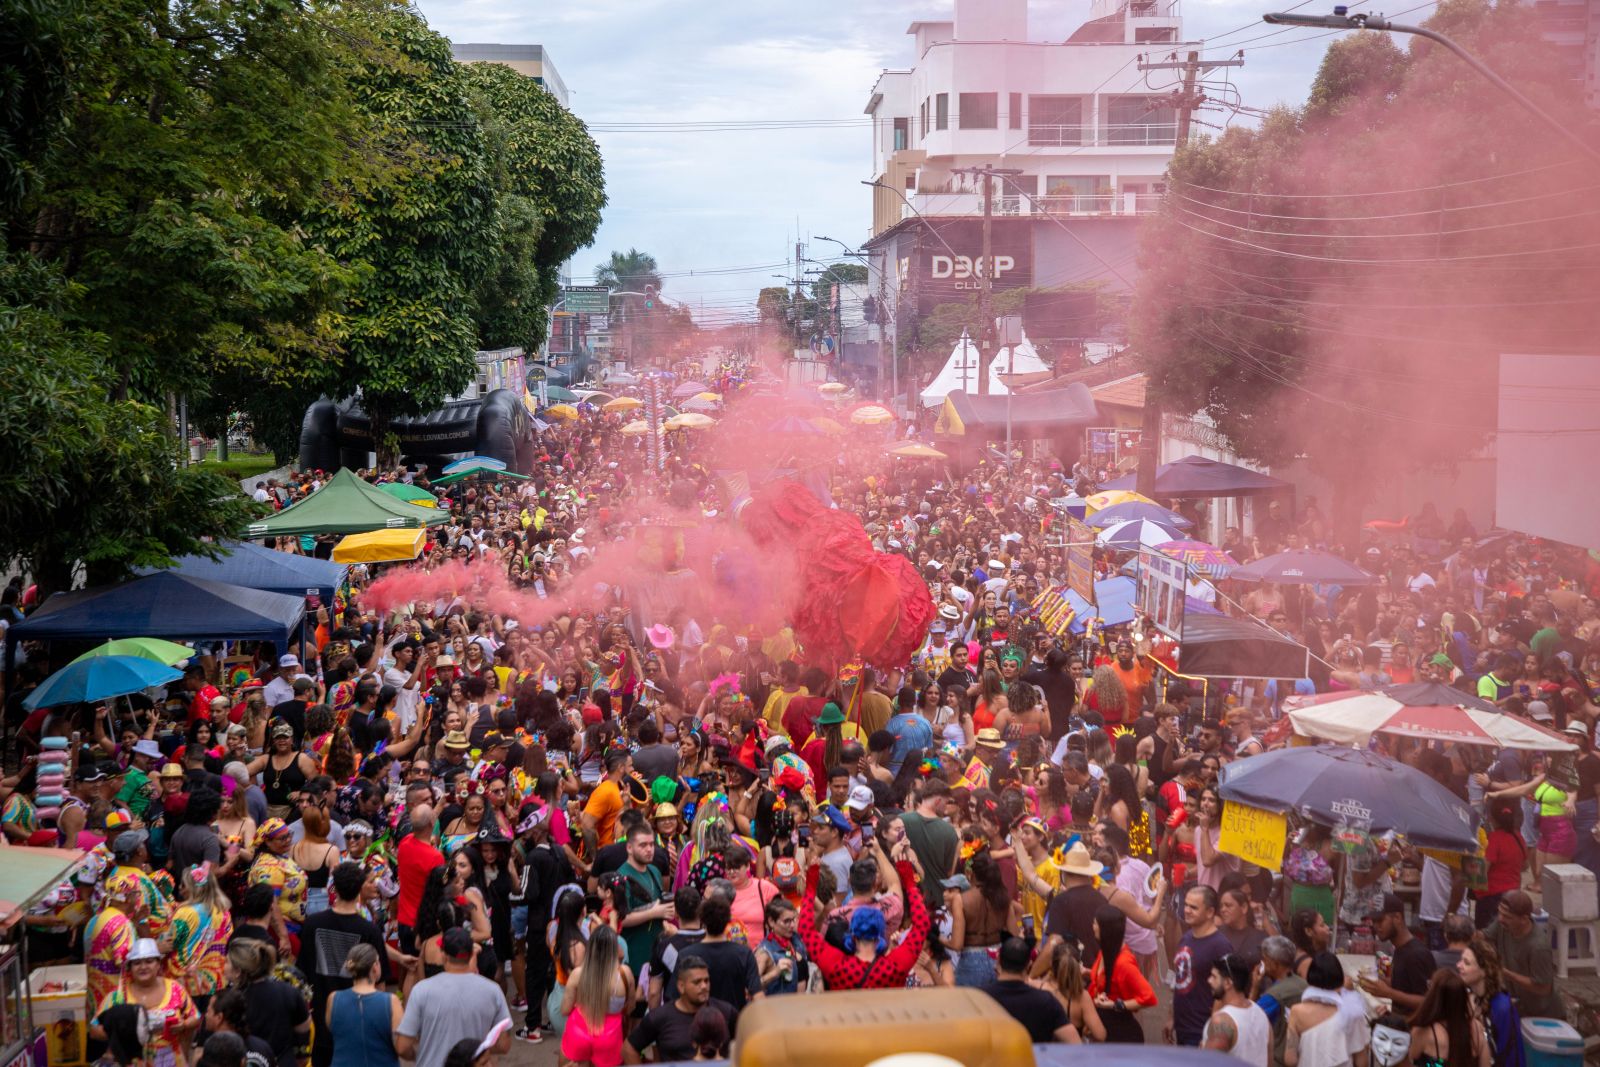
[
  {"xmin": 1100, "ymin": 455, "xmax": 1292, "ymax": 497},
  {"xmin": 933, "ymin": 384, "xmax": 1099, "ymax": 441},
  {"xmin": 1178, "ymin": 611, "xmax": 1310, "ymax": 680}
]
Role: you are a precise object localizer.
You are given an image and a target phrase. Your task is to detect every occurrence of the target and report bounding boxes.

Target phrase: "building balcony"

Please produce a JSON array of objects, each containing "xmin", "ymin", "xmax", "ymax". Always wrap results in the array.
[
  {"xmin": 1024, "ymin": 122, "xmax": 1177, "ymax": 148},
  {"xmin": 903, "ymin": 189, "xmax": 1160, "ymax": 219}
]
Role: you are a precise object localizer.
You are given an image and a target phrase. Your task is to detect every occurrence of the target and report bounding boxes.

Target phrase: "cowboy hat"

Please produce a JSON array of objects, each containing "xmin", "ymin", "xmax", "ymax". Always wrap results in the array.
[
  {"xmin": 646, "ymin": 624, "xmax": 675, "ymax": 650},
  {"xmin": 1057, "ymin": 841, "xmax": 1100, "ymax": 877},
  {"xmin": 443, "ymin": 730, "xmax": 471, "ymax": 751},
  {"xmin": 974, "ymin": 727, "xmax": 1005, "ymax": 749}
]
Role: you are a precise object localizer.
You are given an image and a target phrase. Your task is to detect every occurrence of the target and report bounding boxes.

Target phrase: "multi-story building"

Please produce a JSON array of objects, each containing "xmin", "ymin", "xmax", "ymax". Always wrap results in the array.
[
  {"xmin": 450, "ymin": 42, "xmax": 569, "ymax": 106},
  {"xmin": 1524, "ymin": 0, "xmax": 1600, "ymax": 107},
  {"xmin": 862, "ymin": 0, "xmax": 1200, "ymax": 360}
]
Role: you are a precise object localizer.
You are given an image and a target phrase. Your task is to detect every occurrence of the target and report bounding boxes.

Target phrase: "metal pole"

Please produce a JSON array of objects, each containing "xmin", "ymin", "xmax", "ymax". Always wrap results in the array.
[{"xmin": 978, "ymin": 167, "xmax": 993, "ymax": 396}]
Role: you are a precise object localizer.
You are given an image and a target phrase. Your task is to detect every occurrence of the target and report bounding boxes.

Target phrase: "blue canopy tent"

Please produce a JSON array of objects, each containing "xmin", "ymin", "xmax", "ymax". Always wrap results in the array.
[
  {"xmin": 1100, "ymin": 455, "xmax": 1292, "ymax": 498},
  {"xmin": 136, "ymin": 541, "xmax": 347, "ymax": 603},
  {"xmin": 7, "ymin": 573, "xmax": 307, "ymax": 653},
  {"xmin": 1062, "ymin": 576, "xmax": 1137, "ymax": 634}
]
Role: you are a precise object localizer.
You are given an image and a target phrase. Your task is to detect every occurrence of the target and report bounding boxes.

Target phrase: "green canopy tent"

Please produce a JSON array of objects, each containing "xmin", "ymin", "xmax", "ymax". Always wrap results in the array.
[
  {"xmin": 375, "ymin": 482, "xmax": 439, "ymax": 507},
  {"xmin": 244, "ymin": 468, "xmax": 450, "ymax": 538}
]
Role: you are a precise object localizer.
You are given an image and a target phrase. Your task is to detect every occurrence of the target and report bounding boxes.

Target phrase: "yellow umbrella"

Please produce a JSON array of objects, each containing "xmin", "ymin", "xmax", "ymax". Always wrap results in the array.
[
  {"xmin": 691, "ymin": 392, "xmax": 721, "ymax": 403},
  {"xmin": 602, "ymin": 396, "xmax": 642, "ymax": 412},
  {"xmin": 810, "ymin": 416, "xmax": 844, "ymax": 435},
  {"xmin": 1085, "ymin": 489, "xmax": 1153, "ymax": 513},
  {"xmin": 818, "ymin": 382, "xmax": 848, "ymax": 396},
  {"xmin": 619, "ymin": 420, "xmax": 650, "ymax": 436},
  {"xmin": 670, "ymin": 412, "xmax": 715, "ymax": 429},
  {"xmin": 887, "ymin": 442, "xmax": 948, "ymax": 460},
  {"xmin": 332, "ymin": 528, "xmax": 426, "ymax": 564},
  {"xmin": 545, "ymin": 404, "xmax": 580, "ymax": 421},
  {"xmin": 850, "ymin": 404, "xmax": 896, "ymax": 426}
]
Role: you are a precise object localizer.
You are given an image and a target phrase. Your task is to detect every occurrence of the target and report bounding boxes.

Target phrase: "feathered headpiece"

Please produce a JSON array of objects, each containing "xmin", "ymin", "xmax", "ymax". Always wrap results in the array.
[{"xmin": 709, "ymin": 672, "xmax": 742, "ymax": 699}]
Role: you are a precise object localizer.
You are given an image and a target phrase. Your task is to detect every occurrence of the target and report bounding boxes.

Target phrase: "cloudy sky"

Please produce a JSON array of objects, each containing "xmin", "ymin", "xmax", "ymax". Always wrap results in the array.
[{"xmin": 417, "ymin": 0, "xmax": 1423, "ymax": 324}]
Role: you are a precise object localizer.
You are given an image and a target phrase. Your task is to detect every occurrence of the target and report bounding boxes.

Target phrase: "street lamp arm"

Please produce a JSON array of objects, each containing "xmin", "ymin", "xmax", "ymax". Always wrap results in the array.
[
  {"xmin": 1262, "ymin": 11, "xmax": 1600, "ymax": 162},
  {"xmin": 860, "ymin": 179, "xmax": 965, "ymax": 261}
]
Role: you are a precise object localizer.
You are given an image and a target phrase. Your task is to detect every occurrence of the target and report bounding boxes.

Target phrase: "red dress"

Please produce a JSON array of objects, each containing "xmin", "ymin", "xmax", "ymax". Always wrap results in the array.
[{"xmin": 799, "ymin": 860, "xmax": 928, "ymax": 990}]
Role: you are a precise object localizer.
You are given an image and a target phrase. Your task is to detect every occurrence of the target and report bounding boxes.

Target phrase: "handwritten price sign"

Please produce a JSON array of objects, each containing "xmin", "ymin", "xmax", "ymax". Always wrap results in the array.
[{"xmin": 1217, "ymin": 801, "xmax": 1288, "ymax": 872}]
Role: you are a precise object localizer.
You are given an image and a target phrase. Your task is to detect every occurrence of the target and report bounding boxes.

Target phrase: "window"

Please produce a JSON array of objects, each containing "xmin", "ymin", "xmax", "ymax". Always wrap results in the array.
[
  {"xmin": 1009, "ymin": 92, "xmax": 1022, "ymax": 130},
  {"xmin": 1107, "ymin": 96, "xmax": 1177, "ymax": 144},
  {"xmin": 893, "ymin": 118, "xmax": 908, "ymax": 151},
  {"xmin": 1045, "ymin": 175, "xmax": 1111, "ymax": 211},
  {"xmin": 957, "ymin": 92, "xmax": 998, "ymax": 129},
  {"xmin": 935, "ymin": 93, "xmax": 949, "ymax": 131},
  {"xmin": 1028, "ymin": 95, "xmax": 1082, "ymax": 146},
  {"xmin": 919, "ymin": 100, "xmax": 928, "ymax": 140}
]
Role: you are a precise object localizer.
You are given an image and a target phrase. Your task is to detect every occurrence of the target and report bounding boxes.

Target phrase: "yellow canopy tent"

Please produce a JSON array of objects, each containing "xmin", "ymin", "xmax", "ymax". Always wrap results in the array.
[{"xmin": 332, "ymin": 528, "xmax": 426, "ymax": 564}]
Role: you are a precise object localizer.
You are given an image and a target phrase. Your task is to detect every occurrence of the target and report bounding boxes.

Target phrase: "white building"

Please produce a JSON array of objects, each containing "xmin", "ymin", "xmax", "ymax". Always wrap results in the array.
[
  {"xmin": 861, "ymin": 0, "xmax": 1201, "ymax": 364},
  {"xmin": 450, "ymin": 43, "xmax": 569, "ymax": 106}
]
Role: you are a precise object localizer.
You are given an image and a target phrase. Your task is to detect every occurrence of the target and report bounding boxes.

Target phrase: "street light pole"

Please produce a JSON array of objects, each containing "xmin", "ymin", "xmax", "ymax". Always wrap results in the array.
[{"xmin": 1263, "ymin": 10, "xmax": 1600, "ymax": 163}]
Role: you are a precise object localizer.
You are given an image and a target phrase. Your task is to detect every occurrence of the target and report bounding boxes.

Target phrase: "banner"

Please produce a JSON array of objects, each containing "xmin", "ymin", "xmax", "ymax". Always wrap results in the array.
[
  {"xmin": 1066, "ymin": 519, "xmax": 1095, "ymax": 608},
  {"xmin": 1138, "ymin": 548, "xmax": 1187, "ymax": 641},
  {"xmin": 1217, "ymin": 801, "xmax": 1288, "ymax": 871}
]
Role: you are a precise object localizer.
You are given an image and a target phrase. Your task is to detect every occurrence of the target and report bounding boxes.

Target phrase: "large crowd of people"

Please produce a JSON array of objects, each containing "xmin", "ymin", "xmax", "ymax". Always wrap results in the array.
[{"xmin": 4, "ymin": 367, "xmax": 1600, "ymax": 1067}]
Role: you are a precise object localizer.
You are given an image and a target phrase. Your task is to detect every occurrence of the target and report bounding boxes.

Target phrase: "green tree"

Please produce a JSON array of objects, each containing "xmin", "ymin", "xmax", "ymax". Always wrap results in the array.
[
  {"xmin": 756, "ymin": 286, "xmax": 792, "ymax": 330},
  {"xmin": 295, "ymin": 3, "xmax": 497, "ymax": 462},
  {"xmin": 0, "ymin": 256, "xmax": 261, "ymax": 596},
  {"xmin": 1133, "ymin": 0, "xmax": 1597, "ymax": 544},
  {"xmin": 460, "ymin": 61, "xmax": 605, "ymax": 353},
  {"xmin": 809, "ymin": 262, "xmax": 868, "ymax": 304}
]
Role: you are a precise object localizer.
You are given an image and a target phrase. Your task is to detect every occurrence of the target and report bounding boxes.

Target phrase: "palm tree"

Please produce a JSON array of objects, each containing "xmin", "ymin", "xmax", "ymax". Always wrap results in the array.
[{"xmin": 595, "ymin": 249, "xmax": 661, "ymax": 295}]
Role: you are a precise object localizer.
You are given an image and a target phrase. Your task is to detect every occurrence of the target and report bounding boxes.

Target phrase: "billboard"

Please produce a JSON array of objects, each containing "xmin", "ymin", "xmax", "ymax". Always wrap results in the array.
[
  {"xmin": 899, "ymin": 218, "xmax": 1034, "ymax": 315},
  {"xmin": 1066, "ymin": 518, "xmax": 1096, "ymax": 608},
  {"xmin": 1138, "ymin": 548, "xmax": 1187, "ymax": 641}
]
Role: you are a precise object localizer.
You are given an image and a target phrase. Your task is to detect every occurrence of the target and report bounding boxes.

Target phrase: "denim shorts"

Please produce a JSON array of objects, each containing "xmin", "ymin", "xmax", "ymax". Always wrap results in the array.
[{"xmin": 510, "ymin": 905, "xmax": 530, "ymax": 942}]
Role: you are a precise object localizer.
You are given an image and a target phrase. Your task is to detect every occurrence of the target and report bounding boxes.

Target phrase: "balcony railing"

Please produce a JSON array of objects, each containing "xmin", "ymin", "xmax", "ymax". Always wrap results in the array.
[
  {"xmin": 904, "ymin": 191, "xmax": 1161, "ymax": 218},
  {"xmin": 1026, "ymin": 123, "xmax": 1178, "ymax": 147}
]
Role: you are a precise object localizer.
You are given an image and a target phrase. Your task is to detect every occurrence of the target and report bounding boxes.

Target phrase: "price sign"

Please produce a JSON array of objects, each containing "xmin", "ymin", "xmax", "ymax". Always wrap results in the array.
[{"xmin": 1217, "ymin": 801, "xmax": 1288, "ymax": 872}]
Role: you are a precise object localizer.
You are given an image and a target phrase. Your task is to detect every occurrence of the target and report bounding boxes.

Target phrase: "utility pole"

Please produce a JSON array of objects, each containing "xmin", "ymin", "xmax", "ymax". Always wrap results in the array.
[
  {"xmin": 793, "ymin": 240, "xmax": 805, "ymax": 358},
  {"xmin": 955, "ymin": 164, "xmax": 1022, "ymax": 395},
  {"xmin": 1132, "ymin": 50, "xmax": 1243, "ymax": 498}
]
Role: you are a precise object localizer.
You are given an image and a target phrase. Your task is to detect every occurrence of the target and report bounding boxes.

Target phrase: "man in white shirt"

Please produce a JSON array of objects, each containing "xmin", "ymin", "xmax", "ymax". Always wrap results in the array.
[
  {"xmin": 251, "ymin": 482, "xmax": 271, "ymax": 504},
  {"xmin": 263, "ymin": 653, "xmax": 303, "ymax": 708}
]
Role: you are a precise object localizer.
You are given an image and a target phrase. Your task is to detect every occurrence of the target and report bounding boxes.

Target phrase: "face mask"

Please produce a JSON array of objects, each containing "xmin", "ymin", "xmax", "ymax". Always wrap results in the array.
[{"xmin": 1370, "ymin": 1025, "xmax": 1411, "ymax": 1067}]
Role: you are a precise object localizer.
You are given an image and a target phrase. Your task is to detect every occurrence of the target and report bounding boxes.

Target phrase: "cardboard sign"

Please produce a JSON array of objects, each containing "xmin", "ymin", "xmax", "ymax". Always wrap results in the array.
[
  {"xmin": 1067, "ymin": 518, "xmax": 1096, "ymax": 608},
  {"xmin": 1217, "ymin": 801, "xmax": 1289, "ymax": 872}
]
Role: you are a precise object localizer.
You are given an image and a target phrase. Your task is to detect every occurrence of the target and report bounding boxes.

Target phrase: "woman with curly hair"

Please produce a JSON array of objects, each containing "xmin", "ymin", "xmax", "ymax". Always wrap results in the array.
[
  {"xmin": 303, "ymin": 704, "xmax": 336, "ymax": 763},
  {"xmin": 1081, "ymin": 666, "xmax": 1128, "ymax": 725},
  {"xmin": 1457, "ymin": 937, "xmax": 1524, "ymax": 1067},
  {"xmin": 238, "ymin": 689, "xmax": 270, "ymax": 755},
  {"xmin": 321, "ymin": 726, "xmax": 357, "ymax": 784}
]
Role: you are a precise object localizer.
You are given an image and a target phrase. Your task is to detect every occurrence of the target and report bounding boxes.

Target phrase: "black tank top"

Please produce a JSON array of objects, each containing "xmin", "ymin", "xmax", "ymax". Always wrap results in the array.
[
  {"xmin": 1046, "ymin": 884, "xmax": 1106, "ymax": 965},
  {"xmin": 263, "ymin": 754, "xmax": 307, "ymax": 807}
]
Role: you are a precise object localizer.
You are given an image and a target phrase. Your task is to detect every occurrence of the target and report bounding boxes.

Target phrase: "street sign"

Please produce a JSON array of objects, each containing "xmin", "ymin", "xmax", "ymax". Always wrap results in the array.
[{"xmin": 563, "ymin": 285, "xmax": 610, "ymax": 315}]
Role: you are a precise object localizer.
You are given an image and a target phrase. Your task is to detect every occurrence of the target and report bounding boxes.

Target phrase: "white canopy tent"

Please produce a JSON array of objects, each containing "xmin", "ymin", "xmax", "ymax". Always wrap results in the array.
[{"xmin": 919, "ymin": 330, "xmax": 1049, "ymax": 408}]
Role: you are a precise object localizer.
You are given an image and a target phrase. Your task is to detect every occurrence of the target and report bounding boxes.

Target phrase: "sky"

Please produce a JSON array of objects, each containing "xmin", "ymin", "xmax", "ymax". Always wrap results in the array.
[{"xmin": 416, "ymin": 0, "xmax": 1430, "ymax": 325}]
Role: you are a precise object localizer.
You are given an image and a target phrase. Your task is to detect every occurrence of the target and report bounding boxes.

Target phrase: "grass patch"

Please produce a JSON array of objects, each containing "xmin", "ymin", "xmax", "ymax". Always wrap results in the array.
[{"xmin": 196, "ymin": 453, "xmax": 279, "ymax": 480}]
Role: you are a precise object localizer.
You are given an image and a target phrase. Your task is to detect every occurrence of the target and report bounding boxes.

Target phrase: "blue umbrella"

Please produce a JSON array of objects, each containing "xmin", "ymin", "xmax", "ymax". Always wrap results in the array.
[
  {"xmin": 1219, "ymin": 744, "xmax": 1478, "ymax": 851},
  {"xmin": 442, "ymin": 456, "xmax": 507, "ymax": 475},
  {"xmin": 1230, "ymin": 548, "xmax": 1378, "ymax": 585},
  {"xmin": 24, "ymin": 655, "xmax": 184, "ymax": 711},
  {"xmin": 1085, "ymin": 501, "xmax": 1193, "ymax": 530},
  {"xmin": 1051, "ymin": 495, "xmax": 1088, "ymax": 519}
]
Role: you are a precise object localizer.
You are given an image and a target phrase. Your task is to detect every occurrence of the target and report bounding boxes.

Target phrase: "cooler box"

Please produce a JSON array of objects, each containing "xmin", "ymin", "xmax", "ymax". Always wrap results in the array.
[
  {"xmin": 29, "ymin": 964, "xmax": 89, "ymax": 1067},
  {"xmin": 1521, "ymin": 1017, "xmax": 1583, "ymax": 1067},
  {"xmin": 1540, "ymin": 864, "xmax": 1597, "ymax": 922}
]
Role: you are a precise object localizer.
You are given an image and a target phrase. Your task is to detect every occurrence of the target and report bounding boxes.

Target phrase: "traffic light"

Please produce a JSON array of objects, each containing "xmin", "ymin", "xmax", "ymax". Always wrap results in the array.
[
  {"xmin": 862, "ymin": 295, "xmax": 879, "ymax": 323},
  {"xmin": 644, "ymin": 285, "xmax": 656, "ymax": 310}
]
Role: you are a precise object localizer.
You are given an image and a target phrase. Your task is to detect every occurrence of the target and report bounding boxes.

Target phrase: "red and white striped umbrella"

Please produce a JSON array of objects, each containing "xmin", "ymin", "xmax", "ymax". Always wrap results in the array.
[{"xmin": 1286, "ymin": 681, "xmax": 1575, "ymax": 751}]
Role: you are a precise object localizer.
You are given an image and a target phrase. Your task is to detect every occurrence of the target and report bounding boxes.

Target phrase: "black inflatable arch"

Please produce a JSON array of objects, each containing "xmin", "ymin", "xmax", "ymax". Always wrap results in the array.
[{"xmin": 298, "ymin": 388, "xmax": 534, "ymax": 475}]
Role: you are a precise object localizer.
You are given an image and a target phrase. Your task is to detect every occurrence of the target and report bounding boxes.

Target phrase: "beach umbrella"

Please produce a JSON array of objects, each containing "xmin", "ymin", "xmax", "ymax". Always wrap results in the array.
[
  {"xmin": 602, "ymin": 396, "xmax": 642, "ymax": 413},
  {"xmin": 1084, "ymin": 489, "xmax": 1152, "ymax": 513},
  {"xmin": 692, "ymin": 392, "xmax": 722, "ymax": 403},
  {"xmin": 542, "ymin": 386, "xmax": 579, "ymax": 404},
  {"xmin": 1085, "ymin": 501, "xmax": 1193, "ymax": 530},
  {"xmin": 376, "ymin": 482, "xmax": 438, "ymax": 508},
  {"xmin": 1219, "ymin": 744, "xmax": 1479, "ymax": 852},
  {"xmin": 671, "ymin": 380, "xmax": 709, "ymax": 399},
  {"xmin": 1230, "ymin": 548, "xmax": 1378, "ymax": 585},
  {"xmin": 850, "ymin": 404, "xmax": 895, "ymax": 426},
  {"xmin": 71, "ymin": 638, "xmax": 195, "ymax": 667},
  {"xmin": 543, "ymin": 404, "xmax": 580, "ymax": 421},
  {"xmin": 886, "ymin": 443, "xmax": 948, "ymax": 460},
  {"xmin": 682, "ymin": 397, "xmax": 719, "ymax": 413},
  {"xmin": 442, "ymin": 456, "xmax": 507, "ymax": 475},
  {"xmin": 1286, "ymin": 682, "xmax": 1574, "ymax": 751},
  {"xmin": 1152, "ymin": 540, "xmax": 1237, "ymax": 577},
  {"xmin": 811, "ymin": 417, "xmax": 845, "ymax": 435},
  {"xmin": 818, "ymin": 382, "xmax": 848, "ymax": 396},
  {"xmin": 669, "ymin": 412, "xmax": 715, "ymax": 430},
  {"xmin": 619, "ymin": 420, "xmax": 650, "ymax": 437},
  {"xmin": 1095, "ymin": 519, "xmax": 1187, "ymax": 552},
  {"xmin": 25, "ymin": 655, "xmax": 185, "ymax": 711}
]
